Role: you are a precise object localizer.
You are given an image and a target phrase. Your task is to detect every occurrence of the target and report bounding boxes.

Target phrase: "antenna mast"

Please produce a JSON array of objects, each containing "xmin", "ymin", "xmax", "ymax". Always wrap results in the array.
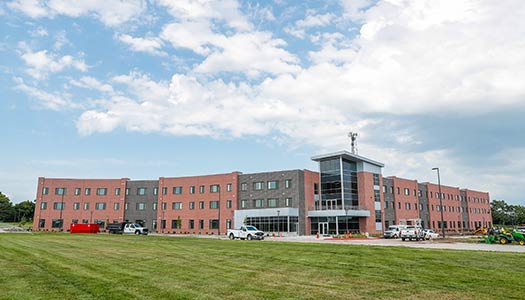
[{"xmin": 348, "ymin": 132, "xmax": 358, "ymax": 154}]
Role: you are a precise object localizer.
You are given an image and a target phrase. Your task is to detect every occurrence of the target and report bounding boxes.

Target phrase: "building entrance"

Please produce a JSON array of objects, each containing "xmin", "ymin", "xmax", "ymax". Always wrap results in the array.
[{"xmin": 318, "ymin": 222, "xmax": 329, "ymax": 235}]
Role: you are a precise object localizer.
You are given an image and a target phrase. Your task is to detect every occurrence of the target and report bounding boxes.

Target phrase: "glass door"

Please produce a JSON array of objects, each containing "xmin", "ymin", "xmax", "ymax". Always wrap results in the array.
[{"xmin": 318, "ymin": 222, "xmax": 329, "ymax": 235}]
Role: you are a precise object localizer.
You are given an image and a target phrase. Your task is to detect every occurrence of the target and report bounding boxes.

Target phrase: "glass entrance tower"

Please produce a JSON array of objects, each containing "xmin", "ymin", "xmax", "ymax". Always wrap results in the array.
[{"xmin": 310, "ymin": 151, "xmax": 384, "ymax": 235}]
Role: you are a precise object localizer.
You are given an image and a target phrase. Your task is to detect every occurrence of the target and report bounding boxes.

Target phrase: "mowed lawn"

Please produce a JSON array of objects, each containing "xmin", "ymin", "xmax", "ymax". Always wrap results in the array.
[{"xmin": 0, "ymin": 234, "xmax": 524, "ymax": 300}]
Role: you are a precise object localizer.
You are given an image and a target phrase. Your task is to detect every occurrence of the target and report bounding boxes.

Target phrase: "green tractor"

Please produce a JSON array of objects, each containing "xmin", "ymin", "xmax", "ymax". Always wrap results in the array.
[
  {"xmin": 511, "ymin": 230, "xmax": 525, "ymax": 246},
  {"xmin": 484, "ymin": 228, "xmax": 514, "ymax": 245}
]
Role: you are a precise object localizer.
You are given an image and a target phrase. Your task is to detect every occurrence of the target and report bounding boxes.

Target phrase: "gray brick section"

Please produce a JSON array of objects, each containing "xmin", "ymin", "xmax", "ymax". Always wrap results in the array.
[
  {"xmin": 382, "ymin": 177, "xmax": 396, "ymax": 227},
  {"xmin": 124, "ymin": 180, "xmax": 159, "ymax": 230},
  {"xmin": 460, "ymin": 190, "xmax": 470, "ymax": 230},
  {"xmin": 418, "ymin": 183, "xmax": 430, "ymax": 229},
  {"xmin": 238, "ymin": 170, "xmax": 307, "ymax": 235}
]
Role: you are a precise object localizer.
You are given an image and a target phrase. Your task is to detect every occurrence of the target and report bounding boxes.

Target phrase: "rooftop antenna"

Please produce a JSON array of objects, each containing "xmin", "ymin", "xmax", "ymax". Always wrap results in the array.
[{"xmin": 348, "ymin": 132, "xmax": 358, "ymax": 154}]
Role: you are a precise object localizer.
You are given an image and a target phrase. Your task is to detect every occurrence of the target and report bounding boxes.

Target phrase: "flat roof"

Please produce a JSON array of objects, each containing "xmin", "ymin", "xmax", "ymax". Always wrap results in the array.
[{"xmin": 311, "ymin": 150, "xmax": 384, "ymax": 167}]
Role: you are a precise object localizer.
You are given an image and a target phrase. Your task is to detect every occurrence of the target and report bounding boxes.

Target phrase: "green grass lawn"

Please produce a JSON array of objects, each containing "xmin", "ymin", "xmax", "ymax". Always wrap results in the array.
[{"xmin": 0, "ymin": 233, "xmax": 524, "ymax": 300}]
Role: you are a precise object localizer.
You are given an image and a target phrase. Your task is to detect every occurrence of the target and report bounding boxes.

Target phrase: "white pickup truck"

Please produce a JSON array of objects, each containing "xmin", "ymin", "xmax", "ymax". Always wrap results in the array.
[
  {"xmin": 107, "ymin": 222, "xmax": 149, "ymax": 235},
  {"xmin": 400, "ymin": 225, "xmax": 424, "ymax": 241},
  {"xmin": 227, "ymin": 225, "xmax": 265, "ymax": 240}
]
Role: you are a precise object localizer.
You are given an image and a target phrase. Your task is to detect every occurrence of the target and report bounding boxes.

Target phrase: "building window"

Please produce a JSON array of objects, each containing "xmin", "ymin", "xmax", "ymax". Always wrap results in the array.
[
  {"xmin": 161, "ymin": 220, "xmax": 166, "ymax": 229},
  {"xmin": 199, "ymin": 185, "xmax": 205, "ymax": 193},
  {"xmin": 114, "ymin": 202, "xmax": 120, "ymax": 210},
  {"xmin": 137, "ymin": 203, "xmax": 146, "ymax": 210},
  {"xmin": 375, "ymin": 210, "xmax": 382, "ymax": 222},
  {"xmin": 253, "ymin": 182, "xmax": 264, "ymax": 190},
  {"xmin": 51, "ymin": 219, "xmax": 63, "ymax": 228},
  {"xmin": 226, "ymin": 219, "xmax": 232, "ymax": 229},
  {"xmin": 210, "ymin": 185, "xmax": 219, "ymax": 193},
  {"xmin": 199, "ymin": 219, "xmax": 204, "ymax": 229},
  {"xmin": 241, "ymin": 183, "xmax": 248, "ymax": 191},
  {"xmin": 397, "ymin": 202, "xmax": 401, "ymax": 209},
  {"xmin": 383, "ymin": 185, "xmax": 386, "ymax": 193},
  {"xmin": 374, "ymin": 190, "xmax": 380, "ymax": 202},
  {"xmin": 39, "ymin": 219, "xmax": 45, "ymax": 228},
  {"xmin": 189, "ymin": 202, "xmax": 195, "ymax": 210},
  {"xmin": 153, "ymin": 187, "xmax": 158, "ymax": 195},
  {"xmin": 373, "ymin": 174, "xmax": 380, "ymax": 185},
  {"xmin": 115, "ymin": 188, "xmax": 121, "ymax": 196},
  {"xmin": 53, "ymin": 202, "xmax": 65, "ymax": 210},
  {"xmin": 210, "ymin": 201, "xmax": 219, "ymax": 209},
  {"xmin": 227, "ymin": 183, "xmax": 232, "ymax": 192},
  {"xmin": 405, "ymin": 203, "xmax": 411, "ymax": 210},
  {"xmin": 226, "ymin": 200, "xmax": 232, "ymax": 208},
  {"xmin": 397, "ymin": 187, "xmax": 400, "ymax": 194},
  {"xmin": 171, "ymin": 220, "xmax": 181, "ymax": 229},
  {"xmin": 255, "ymin": 199, "xmax": 264, "ymax": 208},
  {"xmin": 285, "ymin": 198, "xmax": 292, "ymax": 207},
  {"xmin": 189, "ymin": 219, "xmax": 195, "ymax": 229},
  {"xmin": 125, "ymin": 202, "xmax": 129, "ymax": 210},
  {"xmin": 161, "ymin": 202, "xmax": 167, "ymax": 210},
  {"xmin": 418, "ymin": 190, "xmax": 422, "ymax": 197},
  {"xmin": 190, "ymin": 186, "xmax": 196, "ymax": 194},
  {"xmin": 40, "ymin": 202, "xmax": 47, "ymax": 210},
  {"xmin": 173, "ymin": 187, "xmax": 183, "ymax": 194},
  {"xmin": 314, "ymin": 183, "xmax": 319, "ymax": 194},
  {"xmin": 95, "ymin": 203, "xmax": 106, "ymax": 210},
  {"xmin": 73, "ymin": 202, "xmax": 80, "ymax": 210},
  {"xmin": 404, "ymin": 188, "xmax": 409, "ymax": 196},
  {"xmin": 199, "ymin": 201, "xmax": 204, "ymax": 209},
  {"xmin": 85, "ymin": 188, "xmax": 91, "ymax": 196},
  {"xmin": 152, "ymin": 202, "xmax": 157, "ymax": 211},
  {"xmin": 241, "ymin": 200, "xmax": 247, "ymax": 208},
  {"xmin": 42, "ymin": 187, "xmax": 49, "ymax": 195},
  {"xmin": 389, "ymin": 187, "xmax": 394, "ymax": 194},
  {"xmin": 75, "ymin": 188, "xmax": 81, "ymax": 195},
  {"xmin": 267, "ymin": 181, "xmax": 279, "ymax": 190},
  {"xmin": 137, "ymin": 187, "xmax": 147, "ymax": 195},
  {"xmin": 55, "ymin": 187, "xmax": 66, "ymax": 195},
  {"xmin": 209, "ymin": 219, "xmax": 219, "ymax": 229},
  {"xmin": 173, "ymin": 202, "xmax": 182, "ymax": 210},
  {"xmin": 125, "ymin": 188, "xmax": 130, "ymax": 196},
  {"xmin": 162, "ymin": 187, "xmax": 168, "ymax": 195},
  {"xmin": 285, "ymin": 179, "xmax": 292, "ymax": 189},
  {"xmin": 83, "ymin": 202, "xmax": 89, "ymax": 210},
  {"xmin": 96, "ymin": 188, "xmax": 107, "ymax": 196},
  {"xmin": 268, "ymin": 198, "xmax": 278, "ymax": 207}
]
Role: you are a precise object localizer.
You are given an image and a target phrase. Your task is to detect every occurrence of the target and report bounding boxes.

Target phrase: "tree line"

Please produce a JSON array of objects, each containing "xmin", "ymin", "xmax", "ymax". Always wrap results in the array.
[
  {"xmin": 0, "ymin": 192, "xmax": 35, "ymax": 223},
  {"xmin": 491, "ymin": 200, "xmax": 525, "ymax": 226}
]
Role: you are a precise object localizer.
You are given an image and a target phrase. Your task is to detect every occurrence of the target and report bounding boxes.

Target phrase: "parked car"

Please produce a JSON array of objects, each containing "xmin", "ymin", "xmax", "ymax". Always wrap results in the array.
[
  {"xmin": 383, "ymin": 225, "xmax": 406, "ymax": 239},
  {"xmin": 107, "ymin": 222, "xmax": 148, "ymax": 235},
  {"xmin": 227, "ymin": 225, "xmax": 264, "ymax": 240},
  {"xmin": 423, "ymin": 229, "xmax": 439, "ymax": 240},
  {"xmin": 400, "ymin": 226, "xmax": 424, "ymax": 241}
]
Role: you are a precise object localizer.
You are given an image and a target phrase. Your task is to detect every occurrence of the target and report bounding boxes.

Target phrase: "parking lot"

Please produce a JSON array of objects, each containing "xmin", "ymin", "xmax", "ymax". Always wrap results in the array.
[{"xmin": 265, "ymin": 235, "xmax": 525, "ymax": 253}]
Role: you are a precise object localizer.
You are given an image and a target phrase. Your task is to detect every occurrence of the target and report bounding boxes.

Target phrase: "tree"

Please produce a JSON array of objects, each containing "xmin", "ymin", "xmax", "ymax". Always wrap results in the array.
[
  {"xmin": 491, "ymin": 200, "xmax": 525, "ymax": 226},
  {"xmin": 0, "ymin": 192, "xmax": 15, "ymax": 222},
  {"xmin": 13, "ymin": 200, "xmax": 35, "ymax": 223}
]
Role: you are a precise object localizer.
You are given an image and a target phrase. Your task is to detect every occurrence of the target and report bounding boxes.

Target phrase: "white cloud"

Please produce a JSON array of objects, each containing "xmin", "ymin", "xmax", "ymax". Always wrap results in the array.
[
  {"xmin": 296, "ymin": 12, "xmax": 335, "ymax": 28},
  {"xmin": 157, "ymin": 0, "xmax": 252, "ymax": 31},
  {"xmin": 7, "ymin": 0, "xmax": 146, "ymax": 26},
  {"xmin": 13, "ymin": 77, "xmax": 77, "ymax": 110},
  {"xmin": 7, "ymin": 0, "xmax": 48, "ymax": 18},
  {"xmin": 69, "ymin": 76, "xmax": 114, "ymax": 93},
  {"xmin": 117, "ymin": 34, "xmax": 167, "ymax": 56},
  {"xmin": 53, "ymin": 30, "xmax": 70, "ymax": 50},
  {"xmin": 19, "ymin": 47, "xmax": 88, "ymax": 80},
  {"xmin": 29, "ymin": 26, "xmax": 48, "ymax": 37}
]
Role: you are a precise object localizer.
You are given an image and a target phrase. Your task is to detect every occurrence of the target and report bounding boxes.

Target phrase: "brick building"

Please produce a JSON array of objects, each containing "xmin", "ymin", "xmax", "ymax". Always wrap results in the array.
[{"xmin": 33, "ymin": 150, "xmax": 492, "ymax": 235}]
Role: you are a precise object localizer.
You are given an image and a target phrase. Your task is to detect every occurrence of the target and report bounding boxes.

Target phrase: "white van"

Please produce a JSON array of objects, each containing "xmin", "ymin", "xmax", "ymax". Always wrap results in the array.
[{"xmin": 383, "ymin": 225, "xmax": 406, "ymax": 239}]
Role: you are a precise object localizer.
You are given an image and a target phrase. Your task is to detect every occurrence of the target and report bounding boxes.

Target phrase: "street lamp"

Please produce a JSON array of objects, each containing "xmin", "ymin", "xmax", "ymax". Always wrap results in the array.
[
  {"xmin": 277, "ymin": 210, "xmax": 280, "ymax": 236},
  {"xmin": 59, "ymin": 189, "xmax": 65, "ymax": 232},
  {"xmin": 432, "ymin": 168, "xmax": 445, "ymax": 238},
  {"xmin": 217, "ymin": 184, "xmax": 221, "ymax": 237}
]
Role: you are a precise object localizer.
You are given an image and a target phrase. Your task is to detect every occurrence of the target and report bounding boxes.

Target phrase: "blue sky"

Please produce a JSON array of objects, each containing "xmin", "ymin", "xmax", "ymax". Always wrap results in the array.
[{"xmin": 1, "ymin": 0, "xmax": 524, "ymax": 205}]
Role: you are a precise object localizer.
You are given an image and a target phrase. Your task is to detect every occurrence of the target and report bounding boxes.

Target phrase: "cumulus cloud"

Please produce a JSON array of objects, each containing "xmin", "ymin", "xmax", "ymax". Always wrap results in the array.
[
  {"xmin": 13, "ymin": 77, "xmax": 77, "ymax": 110},
  {"xmin": 19, "ymin": 46, "xmax": 87, "ymax": 80},
  {"xmin": 117, "ymin": 34, "xmax": 166, "ymax": 56},
  {"xmin": 69, "ymin": 76, "xmax": 114, "ymax": 93},
  {"xmin": 7, "ymin": 0, "xmax": 146, "ymax": 26}
]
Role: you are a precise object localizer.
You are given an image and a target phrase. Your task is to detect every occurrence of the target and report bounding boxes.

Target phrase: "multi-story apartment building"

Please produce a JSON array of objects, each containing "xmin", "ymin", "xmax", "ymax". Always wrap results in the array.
[{"xmin": 33, "ymin": 150, "xmax": 492, "ymax": 235}]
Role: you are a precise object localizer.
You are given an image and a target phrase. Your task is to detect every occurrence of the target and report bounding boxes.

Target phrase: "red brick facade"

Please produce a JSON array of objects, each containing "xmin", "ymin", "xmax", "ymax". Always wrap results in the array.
[
  {"xmin": 33, "ymin": 177, "xmax": 128, "ymax": 231},
  {"xmin": 389, "ymin": 177, "xmax": 420, "ymax": 225},
  {"xmin": 157, "ymin": 172, "xmax": 240, "ymax": 234}
]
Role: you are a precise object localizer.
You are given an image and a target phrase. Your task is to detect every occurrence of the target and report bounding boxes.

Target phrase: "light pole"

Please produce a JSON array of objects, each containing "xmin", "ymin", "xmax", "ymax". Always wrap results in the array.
[
  {"xmin": 217, "ymin": 184, "xmax": 221, "ymax": 237},
  {"xmin": 432, "ymin": 168, "xmax": 445, "ymax": 238},
  {"xmin": 277, "ymin": 210, "xmax": 280, "ymax": 236},
  {"xmin": 59, "ymin": 189, "xmax": 65, "ymax": 231},
  {"xmin": 345, "ymin": 207, "xmax": 349, "ymax": 234}
]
